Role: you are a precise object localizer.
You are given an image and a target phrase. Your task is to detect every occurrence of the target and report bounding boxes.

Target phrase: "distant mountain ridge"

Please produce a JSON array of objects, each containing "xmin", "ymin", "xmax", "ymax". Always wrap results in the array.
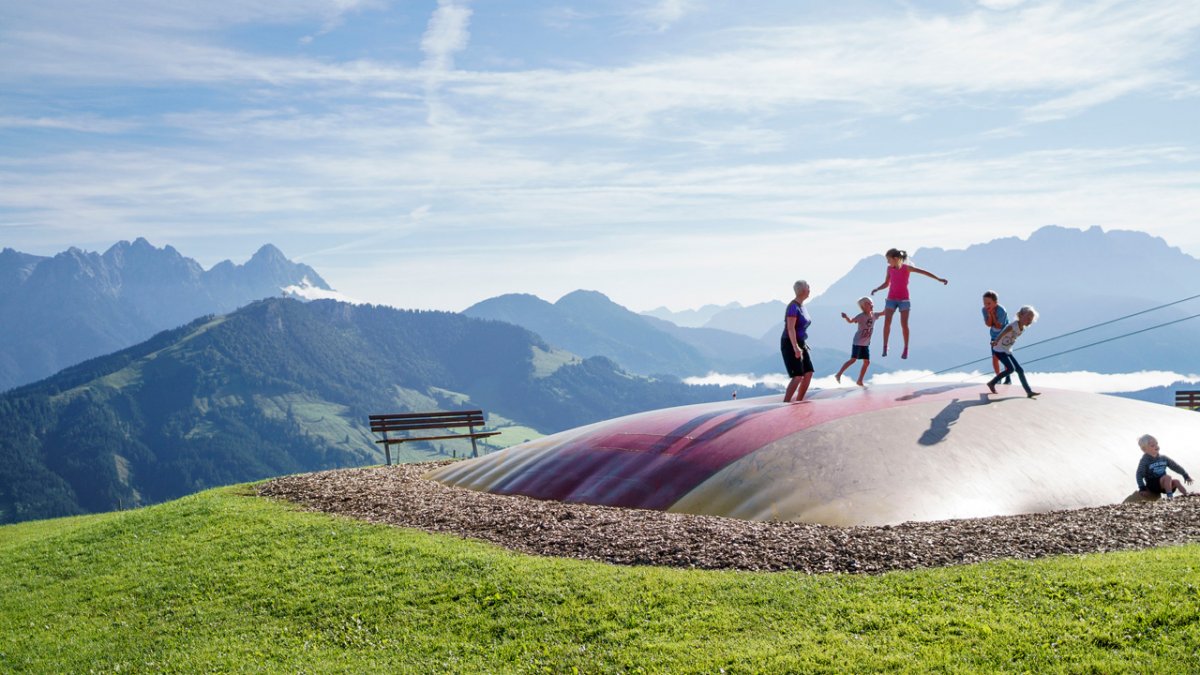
[
  {"xmin": 464, "ymin": 290, "xmax": 777, "ymax": 377},
  {"xmin": 642, "ymin": 302, "xmax": 742, "ymax": 328},
  {"xmin": 0, "ymin": 238, "xmax": 333, "ymax": 392},
  {"xmin": 0, "ymin": 298, "xmax": 757, "ymax": 524},
  {"xmin": 643, "ymin": 300, "xmax": 785, "ymax": 339},
  {"xmin": 801, "ymin": 225, "xmax": 1200, "ymax": 372},
  {"xmin": 640, "ymin": 226, "xmax": 1200, "ymax": 375}
]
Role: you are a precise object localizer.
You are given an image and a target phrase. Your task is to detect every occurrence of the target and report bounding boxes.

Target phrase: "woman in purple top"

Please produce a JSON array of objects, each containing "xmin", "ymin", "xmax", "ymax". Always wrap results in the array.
[
  {"xmin": 781, "ymin": 280, "xmax": 814, "ymax": 402},
  {"xmin": 870, "ymin": 248, "xmax": 948, "ymax": 359}
]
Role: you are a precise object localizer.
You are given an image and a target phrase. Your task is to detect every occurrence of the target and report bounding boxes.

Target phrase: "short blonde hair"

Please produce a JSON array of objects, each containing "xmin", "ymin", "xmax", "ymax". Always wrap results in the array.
[
  {"xmin": 1018, "ymin": 305, "xmax": 1039, "ymax": 322},
  {"xmin": 857, "ymin": 296, "xmax": 872, "ymax": 311},
  {"xmin": 1138, "ymin": 434, "xmax": 1156, "ymax": 449}
]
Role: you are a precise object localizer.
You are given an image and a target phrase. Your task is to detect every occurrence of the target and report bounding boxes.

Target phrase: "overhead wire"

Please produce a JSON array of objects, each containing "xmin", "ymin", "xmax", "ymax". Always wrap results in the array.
[
  {"xmin": 911, "ymin": 292, "xmax": 1200, "ymax": 381},
  {"xmin": 1014, "ymin": 312, "xmax": 1200, "ymax": 369}
]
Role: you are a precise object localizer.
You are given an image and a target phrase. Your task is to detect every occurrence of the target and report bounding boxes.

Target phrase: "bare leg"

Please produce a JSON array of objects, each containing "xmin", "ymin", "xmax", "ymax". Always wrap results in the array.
[
  {"xmin": 836, "ymin": 358, "xmax": 856, "ymax": 383},
  {"xmin": 784, "ymin": 376, "xmax": 802, "ymax": 402},
  {"xmin": 857, "ymin": 359, "xmax": 870, "ymax": 386},
  {"xmin": 881, "ymin": 307, "xmax": 895, "ymax": 356},
  {"xmin": 899, "ymin": 309, "xmax": 911, "ymax": 358},
  {"xmin": 795, "ymin": 372, "xmax": 813, "ymax": 402},
  {"xmin": 1162, "ymin": 475, "xmax": 1188, "ymax": 495}
]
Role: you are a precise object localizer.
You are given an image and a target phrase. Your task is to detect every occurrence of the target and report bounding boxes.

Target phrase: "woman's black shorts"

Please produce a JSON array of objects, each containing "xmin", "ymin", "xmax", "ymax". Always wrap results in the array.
[{"xmin": 781, "ymin": 336, "xmax": 815, "ymax": 377}]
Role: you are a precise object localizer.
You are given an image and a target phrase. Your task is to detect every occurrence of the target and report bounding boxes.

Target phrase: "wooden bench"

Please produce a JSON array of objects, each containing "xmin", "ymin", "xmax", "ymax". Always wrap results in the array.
[
  {"xmin": 368, "ymin": 410, "xmax": 500, "ymax": 465},
  {"xmin": 1176, "ymin": 390, "xmax": 1200, "ymax": 411}
]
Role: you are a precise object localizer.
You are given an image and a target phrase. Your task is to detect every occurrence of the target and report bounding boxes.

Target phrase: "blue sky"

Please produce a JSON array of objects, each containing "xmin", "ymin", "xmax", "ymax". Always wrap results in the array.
[{"xmin": 2, "ymin": 0, "xmax": 1198, "ymax": 311}]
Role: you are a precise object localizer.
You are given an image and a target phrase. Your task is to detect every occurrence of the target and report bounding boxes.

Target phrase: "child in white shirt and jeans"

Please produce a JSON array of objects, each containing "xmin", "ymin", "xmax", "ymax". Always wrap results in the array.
[{"xmin": 986, "ymin": 305, "xmax": 1040, "ymax": 398}]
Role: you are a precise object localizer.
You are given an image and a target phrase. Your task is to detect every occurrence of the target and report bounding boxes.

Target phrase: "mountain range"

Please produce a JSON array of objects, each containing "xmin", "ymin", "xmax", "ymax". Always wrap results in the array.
[
  {"xmin": 0, "ymin": 238, "xmax": 332, "ymax": 392},
  {"xmin": 475, "ymin": 226, "xmax": 1200, "ymax": 377},
  {"xmin": 801, "ymin": 226, "xmax": 1200, "ymax": 373},
  {"xmin": 463, "ymin": 290, "xmax": 783, "ymax": 377},
  {"xmin": 644, "ymin": 300, "xmax": 785, "ymax": 339},
  {"xmin": 0, "ymin": 298, "xmax": 755, "ymax": 524}
]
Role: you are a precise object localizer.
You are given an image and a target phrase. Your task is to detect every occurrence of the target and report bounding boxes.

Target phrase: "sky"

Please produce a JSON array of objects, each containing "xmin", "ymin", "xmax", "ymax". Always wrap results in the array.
[{"xmin": 2, "ymin": 0, "xmax": 1199, "ymax": 312}]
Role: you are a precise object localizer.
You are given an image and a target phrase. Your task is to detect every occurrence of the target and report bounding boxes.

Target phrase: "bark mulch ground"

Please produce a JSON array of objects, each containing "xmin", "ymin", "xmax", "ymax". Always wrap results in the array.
[{"xmin": 257, "ymin": 463, "xmax": 1200, "ymax": 575}]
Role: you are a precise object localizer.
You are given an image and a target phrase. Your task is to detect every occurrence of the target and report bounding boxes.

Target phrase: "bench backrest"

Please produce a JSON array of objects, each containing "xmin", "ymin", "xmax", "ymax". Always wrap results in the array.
[
  {"xmin": 369, "ymin": 410, "xmax": 486, "ymax": 434},
  {"xmin": 1176, "ymin": 390, "xmax": 1200, "ymax": 409}
]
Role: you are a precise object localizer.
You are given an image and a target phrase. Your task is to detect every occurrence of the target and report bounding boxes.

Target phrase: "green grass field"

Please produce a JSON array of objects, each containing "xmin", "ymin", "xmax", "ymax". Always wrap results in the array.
[{"xmin": 1, "ymin": 485, "xmax": 1198, "ymax": 673}]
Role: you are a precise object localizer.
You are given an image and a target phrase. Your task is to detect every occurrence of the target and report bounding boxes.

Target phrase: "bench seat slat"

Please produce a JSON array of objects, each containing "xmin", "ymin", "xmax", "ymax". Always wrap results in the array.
[{"xmin": 375, "ymin": 431, "xmax": 501, "ymax": 445}]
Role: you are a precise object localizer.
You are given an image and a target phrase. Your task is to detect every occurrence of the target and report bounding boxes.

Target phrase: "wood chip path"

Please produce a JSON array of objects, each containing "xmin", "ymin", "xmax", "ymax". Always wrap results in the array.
[{"xmin": 258, "ymin": 463, "xmax": 1200, "ymax": 574}]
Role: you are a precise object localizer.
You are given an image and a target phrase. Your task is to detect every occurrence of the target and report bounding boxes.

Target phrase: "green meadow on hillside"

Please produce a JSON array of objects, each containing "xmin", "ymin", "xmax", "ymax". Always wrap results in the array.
[{"xmin": 1, "ymin": 486, "xmax": 1198, "ymax": 672}]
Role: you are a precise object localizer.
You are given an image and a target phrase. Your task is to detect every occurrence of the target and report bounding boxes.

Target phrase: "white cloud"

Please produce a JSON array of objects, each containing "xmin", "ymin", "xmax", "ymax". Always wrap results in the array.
[
  {"xmin": 421, "ymin": 1, "xmax": 473, "ymax": 72},
  {"xmin": 4, "ymin": 137, "xmax": 1197, "ymax": 310},
  {"xmin": 978, "ymin": 0, "xmax": 1030, "ymax": 9},
  {"xmin": 438, "ymin": 0, "xmax": 1200, "ymax": 135},
  {"xmin": 687, "ymin": 369, "xmax": 1200, "ymax": 394},
  {"xmin": 282, "ymin": 277, "xmax": 360, "ymax": 303},
  {"xmin": 635, "ymin": 0, "xmax": 695, "ymax": 32},
  {"xmin": 0, "ymin": 115, "xmax": 134, "ymax": 133}
]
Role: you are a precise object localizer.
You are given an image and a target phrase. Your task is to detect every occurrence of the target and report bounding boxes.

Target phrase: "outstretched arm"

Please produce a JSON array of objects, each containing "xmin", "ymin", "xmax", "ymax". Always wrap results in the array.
[
  {"xmin": 909, "ymin": 265, "xmax": 948, "ymax": 285},
  {"xmin": 871, "ymin": 273, "xmax": 890, "ymax": 295},
  {"xmin": 840, "ymin": 312, "xmax": 855, "ymax": 323},
  {"xmin": 1166, "ymin": 457, "xmax": 1193, "ymax": 483}
]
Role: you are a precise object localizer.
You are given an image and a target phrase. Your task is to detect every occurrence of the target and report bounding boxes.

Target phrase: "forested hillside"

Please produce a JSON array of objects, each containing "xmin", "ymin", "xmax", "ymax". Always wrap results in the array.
[{"xmin": 0, "ymin": 298, "xmax": 754, "ymax": 524}]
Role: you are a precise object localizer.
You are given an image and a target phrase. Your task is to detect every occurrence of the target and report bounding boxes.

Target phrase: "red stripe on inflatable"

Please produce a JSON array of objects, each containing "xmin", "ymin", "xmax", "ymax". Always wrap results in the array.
[{"xmin": 488, "ymin": 384, "xmax": 975, "ymax": 509}]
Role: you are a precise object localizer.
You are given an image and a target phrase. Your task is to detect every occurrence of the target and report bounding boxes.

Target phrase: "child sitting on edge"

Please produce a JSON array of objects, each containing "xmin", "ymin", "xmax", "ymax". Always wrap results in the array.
[
  {"xmin": 986, "ymin": 305, "xmax": 1040, "ymax": 398},
  {"xmin": 836, "ymin": 297, "xmax": 885, "ymax": 386},
  {"xmin": 1137, "ymin": 434, "xmax": 1193, "ymax": 499}
]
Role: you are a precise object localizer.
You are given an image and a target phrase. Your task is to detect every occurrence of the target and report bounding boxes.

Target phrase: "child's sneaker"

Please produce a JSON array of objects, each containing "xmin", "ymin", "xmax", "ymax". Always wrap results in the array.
[{"xmin": 1166, "ymin": 492, "xmax": 1175, "ymax": 500}]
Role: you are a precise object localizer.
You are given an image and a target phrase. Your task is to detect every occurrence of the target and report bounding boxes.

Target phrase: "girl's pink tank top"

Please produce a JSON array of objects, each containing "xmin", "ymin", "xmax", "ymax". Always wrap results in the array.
[{"xmin": 887, "ymin": 265, "xmax": 911, "ymax": 300}]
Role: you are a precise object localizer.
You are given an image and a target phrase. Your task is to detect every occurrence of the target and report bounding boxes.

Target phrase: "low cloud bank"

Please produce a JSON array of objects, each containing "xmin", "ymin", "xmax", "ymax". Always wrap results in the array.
[
  {"xmin": 685, "ymin": 370, "xmax": 1200, "ymax": 394},
  {"xmin": 282, "ymin": 278, "xmax": 359, "ymax": 304}
]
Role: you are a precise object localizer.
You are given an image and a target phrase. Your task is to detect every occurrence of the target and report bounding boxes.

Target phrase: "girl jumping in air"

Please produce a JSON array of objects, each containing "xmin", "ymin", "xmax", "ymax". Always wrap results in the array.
[{"xmin": 870, "ymin": 248, "xmax": 948, "ymax": 359}]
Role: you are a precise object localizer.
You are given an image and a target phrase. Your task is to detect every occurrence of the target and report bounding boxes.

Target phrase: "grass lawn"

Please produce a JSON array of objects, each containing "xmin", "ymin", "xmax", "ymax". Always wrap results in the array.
[{"xmin": 1, "ymin": 485, "xmax": 1198, "ymax": 673}]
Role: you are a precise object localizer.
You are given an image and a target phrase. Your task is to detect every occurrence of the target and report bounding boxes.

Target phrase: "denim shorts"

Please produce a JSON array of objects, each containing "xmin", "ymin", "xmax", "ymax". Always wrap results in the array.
[{"xmin": 885, "ymin": 298, "xmax": 911, "ymax": 311}]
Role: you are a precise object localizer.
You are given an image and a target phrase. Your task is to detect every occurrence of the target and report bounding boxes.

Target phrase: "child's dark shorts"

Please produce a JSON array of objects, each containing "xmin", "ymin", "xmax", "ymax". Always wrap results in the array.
[{"xmin": 850, "ymin": 345, "xmax": 870, "ymax": 360}]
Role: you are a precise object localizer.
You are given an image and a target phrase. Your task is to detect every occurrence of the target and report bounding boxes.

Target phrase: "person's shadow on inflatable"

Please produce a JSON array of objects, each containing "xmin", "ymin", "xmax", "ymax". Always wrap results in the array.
[{"xmin": 919, "ymin": 394, "xmax": 999, "ymax": 446}]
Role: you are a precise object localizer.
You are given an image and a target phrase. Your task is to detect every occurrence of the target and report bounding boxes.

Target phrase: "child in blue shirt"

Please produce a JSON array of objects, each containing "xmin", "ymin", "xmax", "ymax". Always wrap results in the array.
[{"xmin": 982, "ymin": 291, "xmax": 1011, "ymax": 385}]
